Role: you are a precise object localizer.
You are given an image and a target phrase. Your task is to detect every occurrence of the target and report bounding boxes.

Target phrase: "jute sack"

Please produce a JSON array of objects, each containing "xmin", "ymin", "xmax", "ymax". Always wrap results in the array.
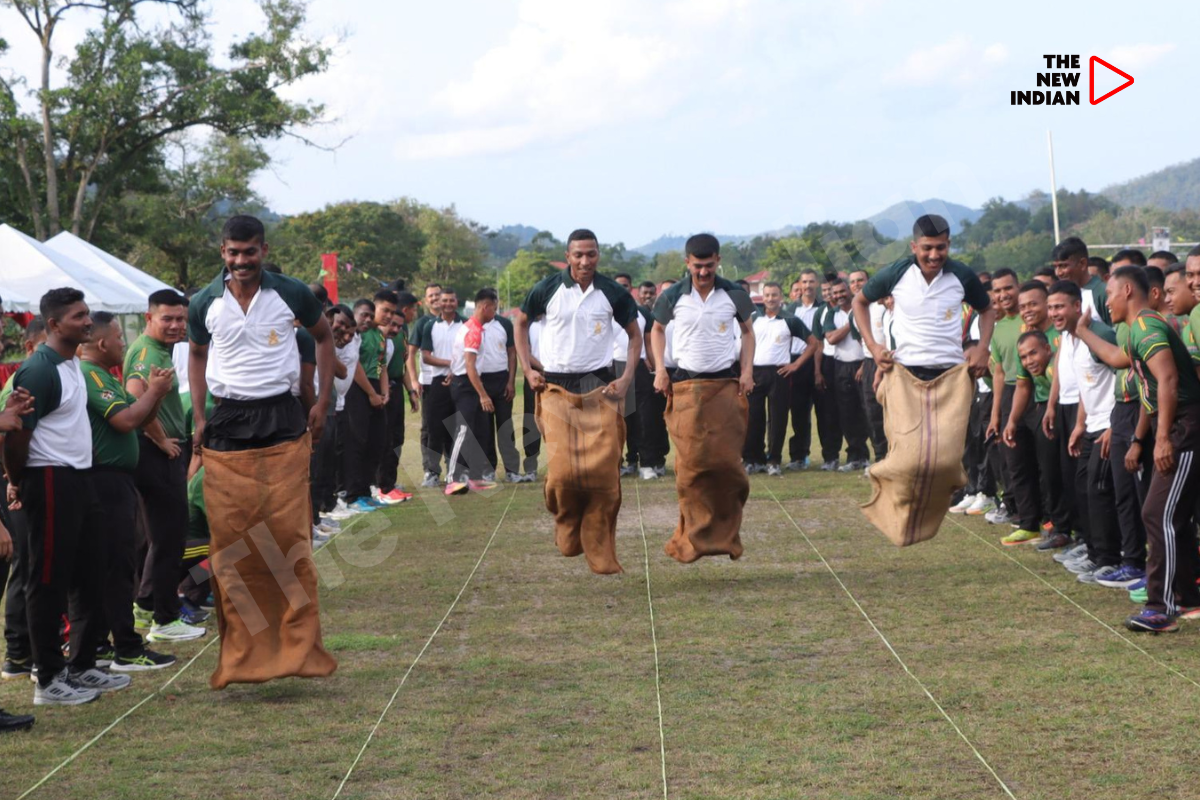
[{"xmin": 861, "ymin": 363, "xmax": 972, "ymax": 546}]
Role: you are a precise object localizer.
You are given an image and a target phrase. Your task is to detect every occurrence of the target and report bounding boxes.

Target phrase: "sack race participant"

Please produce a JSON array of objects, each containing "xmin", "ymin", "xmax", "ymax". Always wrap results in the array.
[
  {"xmin": 515, "ymin": 229, "xmax": 642, "ymax": 575},
  {"xmin": 853, "ymin": 215, "xmax": 994, "ymax": 546},
  {"xmin": 188, "ymin": 215, "xmax": 338, "ymax": 689},
  {"xmin": 651, "ymin": 234, "xmax": 757, "ymax": 563}
]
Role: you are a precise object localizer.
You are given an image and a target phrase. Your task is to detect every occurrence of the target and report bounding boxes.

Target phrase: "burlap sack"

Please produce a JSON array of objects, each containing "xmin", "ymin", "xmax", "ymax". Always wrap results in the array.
[
  {"xmin": 861, "ymin": 363, "xmax": 973, "ymax": 546},
  {"xmin": 203, "ymin": 434, "xmax": 337, "ymax": 689},
  {"xmin": 535, "ymin": 384, "xmax": 625, "ymax": 575},
  {"xmin": 664, "ymin": 379, "xmax": 750, "ymax": 563}
]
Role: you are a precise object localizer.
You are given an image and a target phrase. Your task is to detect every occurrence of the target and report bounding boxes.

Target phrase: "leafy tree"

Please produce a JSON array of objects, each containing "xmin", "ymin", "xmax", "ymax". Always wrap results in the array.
[
  {"xmin": 1028, "ymin": 189, "xmax": 1119, "ymax": 236},
  {"xmin": 959, "ymin": 198, "xmax": 1031, "ymax": 248},
  {"xmin": 500, "ymin": 249, "xmax": 559, "ymax": 309},
  {"xmin": 394, "ymin": 201, "xmax": 489, "ymax": 297},
  {"xmin": 648, "ymin": 250, "xmax": 686, "ymax": 284}
]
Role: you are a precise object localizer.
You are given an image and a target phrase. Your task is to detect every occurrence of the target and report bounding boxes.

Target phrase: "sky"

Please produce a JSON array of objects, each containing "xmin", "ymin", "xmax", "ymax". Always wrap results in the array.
[{"xmin": 2, "ymin": 0, "xmax": 1196, "ymax": 247}]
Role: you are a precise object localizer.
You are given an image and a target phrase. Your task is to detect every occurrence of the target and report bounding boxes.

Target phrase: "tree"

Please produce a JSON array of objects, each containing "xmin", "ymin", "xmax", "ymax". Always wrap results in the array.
[
  {"xmin": 959, "ymin": 198, "xmax": 1031, "ymax": 248},
  {"xmin": 500, "ymin": 249, "xmax": 559, "ymax": 309},
  {"xmin": 649, "ymin": 250, "xmax": 686, "ymax": 284},
  {"xmin": 0, "ymin": 0, "xmax": 331, "ymax": 240},
  {"xmin": 394, "ymin": 200, "xmax": 489, "ymax": 297}
]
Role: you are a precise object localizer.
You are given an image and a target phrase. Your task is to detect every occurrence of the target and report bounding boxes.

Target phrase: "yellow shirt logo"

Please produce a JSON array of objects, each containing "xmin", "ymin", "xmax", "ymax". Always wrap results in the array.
[
  {"xmin": 594, "ymin": 321, "xmax": 604, "ymax": 335},
  {"xmin": 267, "ymin": 329, "xmax": 280, "ymax": 346},
  {"xmin": 944, "ymin": 308, "xmax": 954, "ymax": 321},
  {"xmin": 718, "ymin": 322, "xmax": 728, "ymax": 333}
]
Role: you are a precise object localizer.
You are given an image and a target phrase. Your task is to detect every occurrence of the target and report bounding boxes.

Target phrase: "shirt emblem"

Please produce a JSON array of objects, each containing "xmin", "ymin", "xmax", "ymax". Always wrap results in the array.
[
  {"xmin": 101, "ymin": 390, "xmax": 115, "ymax": 401},
  {"xmin": 134, "ymin": 362, "xmax": 146, "ymax": 372},
  {"xmin": 594, "ymin": 321, "xmax": 603, "ymax": 335},
  {"xmin": 718, "ymin": 322, "xmax": 728, "ymax": 333},
  {"xmin": 944, "ymin": 308, "xmax": 954, "ymax": 321},
  {"xmin": 268, "ymin": 329, "xmax": 280, "ymax": 346},
  {"xmin": 775, "ymin": 333, "xmax": 788, "ymax": 344}
]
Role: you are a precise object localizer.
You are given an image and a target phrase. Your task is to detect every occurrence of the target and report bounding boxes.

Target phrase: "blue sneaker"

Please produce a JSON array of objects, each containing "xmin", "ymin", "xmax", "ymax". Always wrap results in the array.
[
  {"xmin": 179, "ymin": 600, "xmax": 209, "ymax": 626},
  {"xmin": 1127, "ymin": 577, "xmax": 1147, "ymax": 592},
  {"xmin": 1125, "ymin": 608, "xmax": 1178, "ymax": 633},
  {"xmin": 349, "ymin": 498, "xmax": 379, "ymax": 513},
  {"xmin": 1096, "ymin": 565, "xmax": 1146, "ymax": 588}
]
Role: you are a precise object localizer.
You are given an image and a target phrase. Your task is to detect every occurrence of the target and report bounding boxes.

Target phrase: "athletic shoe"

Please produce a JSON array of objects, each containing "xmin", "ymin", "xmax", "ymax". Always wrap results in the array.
[
  {"xmin": 443, "ymin": 481, "xmax": 469, "ymax": 496},
  {"xmin": 68, "ymin": 668, "xmax": 131, "ymax": 693},
  {"xmin": 201, "ymin": 594, "xmax": 215, "ymax": 611},
  {"xmin": 349, "ymin": 498, "xmax": 379, "ymax": 513},
  {"xmin": 1129, "ymin": 586, "xmax": 1149, "ymax": 604},
  {"xmin": 766, "ymin": 464, "xmax": 783, "ymax": 477},
  {"xmin": 619, "ymin": 465, "xmax": 637, "ymax": 477},
  {"xmin": 111, "ymin": 649, "xmax": 177, "ymax": 672},
  {"xmin": 1125, "ymin": 609, "xmax": 1178, "ymax": 633},
  {"xmin": 468, "ymin": 479, "xmax": 497, "ymax": 493},
  {"xmin": 506, "ymin": 473, "xmax": 524, "ymax": 483},
  {"xmin": 1178, "ymin": 606, "xmax": 1200, "ymax": 620},
  {"xmin": 654, "ymin": 466, "xmax": 667, "ymax": 477},
  {"xmin": 1, "ymin": 659, "xmax": 32, "ymax": 681},
  {"xmin": 984, "ymin": 507, "xmax": 1013, "ymax": 525},
  {"xmin": 421, "ymin": 472, "xmax": 440, "ymax": 488},
  {"xmin": 1036, "ymin": 531, "xmax": 1072, "ymax": 551},
  {"xmin": 640, "ymin": 467, "xmax": 658, "ymax": 480},
  {"xmin": 1097, "ymin": 565, "xmax": 1146, "ymax": 588},
  {"xmin": 95, "ymin": 644, "xmax": 115, "ymax": 668},
  {"xmin": 179, "ymin": 600, "xmax": 209, "ymax": 625},
  {"xmin": 838, "ymin": 460, "xmax": 869, "ymax": 472},
  {"xmin": 317, "ymin": 520, "xmax": 340, "ymax": 534},
  {"xmin": 1066, "ymin": 557, "xmax": 1099, "ymax": 575},
  {"xmin": 744, "ymin": 462, "xmax": 764, "ymax": 475},
  {"xmin": 373, "ymin": 490, "xmax": 403, "ymax": 505},
  {"xmin": 33, "ymin": 669, "xmax": 99, "ymax": 706},
  {"xmin": 820, "ymin": 460, "xmax": 838, "ymax": 472},
  {"xmin": 312, "ymin": 528, "xmax": 331, "ymax": 547},
  {"xmin": 147, "ymin": 619, "xmax": 207, "ymax": 643},
  {"xmin": 132, "ymin": 603, "xmax": 153, "ymax": 629},
  {"xmin": 784, "ymin": 460, "xmax": 804, "ymax": 472},
  {"xmin": 1080, "ymin": 565, "xmax": 1121, "ymax": 584},
  {"xmin": 520, "ymin": 472, "xmax": 538, "ymax": 483},
  {"xmin": 1054, "ymin": 543, "xmax": 1088, "ymax": 564},
  {"xmin": 386, "ymin": 488, "xmax": 413, "ymax": 502},
  {"xmin": 326, "ymin": 507, "xmax": 355, "ymax": 521},
  {"xmin": 949, "ymin": 493, "xmax": 976, "ymax": 514},
  {"xmin": 482, "ymin": 471, "xmax": 497, "ymax": 483},
  {"xmin": 1001, "ymin": 529, "xmax": 1041, "ymax": 546},
  {"xmin": 965, "ymin": 495, "xmax": 996, "ymax": 516},
  {"xmin": 0, "ymin": 708, "xmax": 35, "ymax": 732}
]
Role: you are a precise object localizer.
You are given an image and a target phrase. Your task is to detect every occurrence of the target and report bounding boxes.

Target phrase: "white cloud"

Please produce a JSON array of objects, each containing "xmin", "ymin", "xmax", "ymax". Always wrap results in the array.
[
  {"xmin": 885, "ymin": 34, "xmax": 1008, "ymax": 87},
  {"xmin": 1100, "ymin": 43, "xmax": 1175, "ymax": 71}
]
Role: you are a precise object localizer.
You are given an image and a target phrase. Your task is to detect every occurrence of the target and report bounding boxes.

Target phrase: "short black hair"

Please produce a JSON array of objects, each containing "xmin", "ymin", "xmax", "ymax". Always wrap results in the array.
[
  {"xmin": 991, "ymin": 268, "xmax": 1018, "ymax": 284},
  {"xmin": 567, "ymin": 229, "xmax": 598, "ymax": 245},
  {"xmin": 1087, "ymin": 256, "xmax": 1110, "ymax": 275},
  {"xmin": 40, "ymin": 287, "xmax": 86, "ymax": 321},
  {"xmin": 685, "ymin": 233, "xmax": 720, "ymax": 259},
  {"xmin": 1150, "ymin": 250, "xmax": 1179, "ymax": 264},
  {"xmin": 638, "ymin": 281, "xmax": 656, "ymax": 290},
  {"xmin": 424, "ymin": 282, "xmax": 442, "ymax": 293},
  {"xmin": 1145, "ymin": 266, "xmax": 1165, "ymax": 290},
  {"xmin": 221, "ymin": 215, "xmax": 265, "ymax": 244},
  {"xmin": 763, "ymin": 281, "xmax": 783, "ymax": 292},
  {"xmin": 373, "ymin": 289, "xmax": 399, "ymax": 307},
  {"xmin": 827, "ymin": 277, "xmax": 848, "ymax": 289},
  {"xmin": 800, "ymin": 268, "xmax": 819, "ymax": 279},
  {"xmin": 395, "ymin": 291, "xmax": 418, "ymax": 310},
  {"xmin": 148, "ymin": 289, "xmax": 187, "ymax": 309},
  {"xmin": 614, "ymin": 273, "xmax": 633, "ymax": 283},
  {"xmin": 24, "ymin": 317, "xmax": 46, "ymax": 342},
  {"xmin": 262, "ymin": 262, "xmax": 283, "ymax": 274},
  {"xmin": 308, "ymin": 283, "xmax": 330, "ymax": 307},
  {"xmin": 1113, "ymin": 265, "xmax": 1149, "ymax": 295},
  {"xmin": 1188, "ymin": 245, "xmax": 1200, "ymax": 259},
  {"xmin": 1018, "ymin": 329, "xmax": 1050, "ymax": 348},
  {"xmin": 977, "ymin": 271, "xmax": 992, "ymax": 281},
  {"xmin": 848, "ymin": 269, "xmax": 870, "ymax": 280},
  {"xmin": 1035, "ymin": 265, "xmax": 1057, "ymax": 279},
  {"xmin": 1112, "ymin": 248, "xmax": 1147, "ymax": 267},
  {"xmin": 440, "ymin": 286, "xmax": 457, "ymax": 297},
  {"xmin": 1166, "ymin": 263, "xmax": 1186, "ymax": 277},
  {"xmin": 1018, "ymin": 280, "xmax": 1048, "ymax": 296},
  {"xmin": 475, "ymin": 287, "xmax": 499, "ymax": 303},
  {"xmin": 353, "ymin": 298, "xmax": 375, "ymax": 313},
  {"xmin": 912, "ymin": 214, "xmax": 950, "ymax": 239},
  {"xmin": 1048, "ymin": 280, "xmax": 1082, "ymax": 301},
  {"xmin": 90, "ymin": 310, "xmax": 117, "ymax": 331},
  {"xmin": 1051, "ymin": 237, "xmax": 1088, "ymax": 262},
  {"xmin": 326, "ymin": 304, "xmax": 355, "ymax": 326}
]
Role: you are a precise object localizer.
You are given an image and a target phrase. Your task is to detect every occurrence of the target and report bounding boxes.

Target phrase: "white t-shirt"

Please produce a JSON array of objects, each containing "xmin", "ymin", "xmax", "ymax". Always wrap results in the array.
[
  {"xmin": 419, "ymin": 316, "xmax": 464, "ymax": 379},
  {"xmin": 666, "ymin": 286, "xmax": 745, "ymax": 373},
  {"xmin": 790, "ymin": 300, "xmax": 821, "ymax": 356},
  {"xmin": 753, "ymin": 313, "xmax": 803, "ymax": 367},
  {"xmin": 330, "ymin": 334, "xmax": 360, "ymax": 412},
  {"xmin": 822, "ymin": 307, "xmax": 865, "ymax": 363},
  {"xmin": 478, "ymin": 319, "xmax": 511, "ymax": 375},
  {"xmin": 522, "ymin": 271, "xmax": 638, "ymax": 374},
  {"xmin": 529, "ymin": 319, "xmax": 544, "ymax": 365},
  {"xmin": 20, "ymin": 349, "xmax": 92, "ymax": 469},
  {"xmin": 1058, "ymin": 329, "xmax": 1116, "ymax": 432}
]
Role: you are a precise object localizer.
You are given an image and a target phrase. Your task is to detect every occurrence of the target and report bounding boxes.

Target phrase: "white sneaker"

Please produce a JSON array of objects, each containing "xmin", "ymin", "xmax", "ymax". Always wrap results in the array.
[
  {"xmin": 318, "ymin": 518, "xmax": 341, "ymax": 532},
  {"xmin": 69, "ymin": 668, "xmax": 131, "ymax": 693},
  {"xmin": 984, "ymin": 506, "xmax": 1013, "ymax": 525},
  {"xmin": 421, "ymin": 472, "xmax": 440, "ymax": 488},
  {"xmin": 482, "ymin": 471, "xmax": 497, "ymax": 483},
  {"xmin": 766, "ymin": 464, "xmax": 783, "ymax": 476},
  {"xmin": 639, "ymin": 467, "xmax": 657, "ymax": 480},
  {"xmin": 965, "ymin": 495, "xmax": 995, "ymax": 516},
  {"xmin": 369, "ymin": 485, "xmax": 382, "ymax": 499},
  {"xmin": 34, "ymin": 669, "xmax": 99, "ymax": 706},
  {"xmin": 949, "ymin": 493, "xmax": 977, "ymax": 514},
  {"xmin": 147, "ymin": 619, "xmax": 207, "ymax": 643}
]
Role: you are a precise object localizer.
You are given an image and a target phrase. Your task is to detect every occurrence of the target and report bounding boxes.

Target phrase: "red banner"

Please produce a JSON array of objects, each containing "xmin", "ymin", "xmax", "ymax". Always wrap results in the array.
[{"xmin": 321, "ymin": 253, "xmax": 339, "ymax": 305}]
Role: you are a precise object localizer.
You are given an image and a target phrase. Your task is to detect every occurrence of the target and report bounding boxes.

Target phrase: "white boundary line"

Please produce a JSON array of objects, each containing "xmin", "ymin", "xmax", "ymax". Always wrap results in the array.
[
  {"xmin": 945, "ymin": 515, "xmax": 1200, "ymax": 691},
  {"xmin": 634, "ymin": 482, "xmax": 669, "ymax": 800},
  {"xmin": 331, "ymin": 487, "xmax": 517, "ymax": 799},
  {"xmin": 766, "ymin": 488, "xmax": 1017, "ymax": 799}
]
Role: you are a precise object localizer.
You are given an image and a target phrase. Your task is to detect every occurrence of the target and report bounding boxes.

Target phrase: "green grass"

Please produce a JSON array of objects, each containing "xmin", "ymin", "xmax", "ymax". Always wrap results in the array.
[{"xmin": 4, "ymin": 391, "xmax": 1200, "ymax": 799}]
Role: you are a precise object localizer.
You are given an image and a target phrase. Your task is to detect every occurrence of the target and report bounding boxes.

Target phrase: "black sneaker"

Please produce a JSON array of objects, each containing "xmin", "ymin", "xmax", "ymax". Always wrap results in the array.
[
  {"xmin": 1, "ymin": 658, "xmax": 33, "ymax": 681},
  {"xmin": 111, "ymin": 649, "xmax": 177, "ymax": 672},
  {"xmin": 1037, "ymin": 531, "xmax": 1072, "ymax": 551},
  {"xmin": 0, "ymin": 708, "xmax": 35, "ymax": 732}
]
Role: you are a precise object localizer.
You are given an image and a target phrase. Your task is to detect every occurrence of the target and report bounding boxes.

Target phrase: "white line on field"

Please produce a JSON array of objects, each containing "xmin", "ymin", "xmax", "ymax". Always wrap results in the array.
[
  {"xmin": 331, "ymin": 487, "xmax": 517, "ymax": 799},
  {"xmin": 766, "ymin": 488, "xmax": 1017, "ymax": 799},
  {"xmin": 634, "ymin": 482, "xmax": 669, "ymax": 800},
  {"xmin": 945, "ymin": 515, "xmax": 1200, "ymax": 691}
]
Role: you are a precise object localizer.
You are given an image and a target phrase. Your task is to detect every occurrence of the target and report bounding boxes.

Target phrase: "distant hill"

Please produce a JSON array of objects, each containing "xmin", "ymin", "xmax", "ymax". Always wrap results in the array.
[
  {"xmin": 632, "ymin": 225, "xmax": 804, "ymax": 256},
  {"xmin": 865, "ymin": 199, "xmax": 982, "ymax": 239},
  {"xmin": 1103, "ymin": 158, "xmax": 1200, "ymax": 211},
  {"xmin": 493, "ymin": 224, "xmax": 539, "ymax": 246}
]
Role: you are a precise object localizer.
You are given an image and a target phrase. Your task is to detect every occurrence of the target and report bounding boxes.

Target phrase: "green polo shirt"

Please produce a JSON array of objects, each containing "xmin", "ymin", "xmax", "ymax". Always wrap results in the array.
[
  {"xmin": 1084, "ymin": 275, "xmax": 1111, "ymax": 325},
  {"xmin": 124, "ymin": 334, "xmax": 186, "ymax": 441},
  {"xmin": 188, "ymin": 466, "xmax": 209, "ymax": 542},
  {"xmin": 1114, "ymin": 323, "xmax": 1136, "ymax": 404},
  {"xmin": 80, "ymin": 360, "xmax": 139, "ymax": 471},
  {"xmin": 359, "ymin": 327, "xmax": 386, "ymax": 380},
  {"xmin": 1014, "ymin": 324, "xmax": 1061, "ymax": 403},
  {"xmin": 989, "ymin": 313, "xmax": 1023, "ymax": 385},
  {"xmin": 387, "ymin": 325, "xmax": 408, "ymax": 381},
  {"xmin": 1128, "ymin": 309, "xmax": 1200, "ymax": 414}
]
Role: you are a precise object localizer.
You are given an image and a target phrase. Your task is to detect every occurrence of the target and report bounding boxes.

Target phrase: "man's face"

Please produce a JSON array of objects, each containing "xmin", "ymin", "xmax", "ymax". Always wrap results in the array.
[
  {"xmin": 1106, "ymin": 278, "xmax": 1129, "ymax": 324},
  {"xmin": 1053, "ymin": 253, "xmax": 1088, "ymax": 284},
  {"xmin": 1148, "ymin": 256, "xmax": 1174, "ymax": 271},
  {"xmin": 830, "ymin": 283, "xmax": 850, "ymax": 308},
  {"xmin": 800, "ymin": 273, "xmax": 817, "ymax": 300},
  {"xmin": 477, "ymin": 299, "xmax": 498, "ymax": 323},
  {"xmin": 848, "ymin": 271, "xmax": 867, "ymax": 296},
  {"xmin": 821, "ymin": 284, "xmax": 832, "ymax": 303},
  {"xmin": 1034, "ymin": 274, "xmax": 1054, "ymax": 287},
  {"xmin": 790, "ymin": 281, "xmax": 802, "ymax": 302},
  {"xmin": 330, "ymin": 313, "xmax": 354, "ymax": 346},
  {"xmin": 1018, "ymin": 289, "xmax": 1048, "ymax": 329},
  {"xmin": 909, "ymin": 234, "xmax": 949, "ymax": 273},
  {"xmin": 96, "ymin": 322, "xmax": 127, "ymax": 364},
  {"xmin": 424, "ymin": 287, "xmax": 441, "ymax": 313},
  {"xmin": 763, "ymin": 286, "xmax": 783, "ymax": 313},
  {"xmin": 1018, "ymin": 338, "xmax": 1052, "ymax": 377},
  {"xmin": 52, "ymin": 301, "xmax": 93, "ymax": 346},
  {"xmin": 638, "ymin": 285, "xmax": 656, "ymax": 307},
  {"xmin": 1185, "ymin": 256, "xmax": 1200, "ymax": 300},
  {"xmin": 1046, "ymin": 292, "xmax": 1079, "ymax": 333},
  {"xmin": 566, "ymin": 239, "xmax": 600, "ymax": 284},
  {"xmin": 992, "ymin": 276, "xmax": 1018, "ymax": 314},
  {"xmin": 616, "ymin": 276, "xmax": 632, "ymax": 293},
  {"xmin": 374, "ymin": 300, "xmax": 396, "ymax": 328},
  {"xmin": 146, "ymin": 303, "xmax": 188, "ymax": 344},
  {"xmin": 440, "ymin": 293, "xmax": 459, "ymax": 316},
  {"xmin": 686, "ymin": 254, "xmax": 720, "ymax": 291},
  {"xmin": 1165, "ymin": 272, "xmax": 1195, "ymax": 316},
  {"xmin": 354, "ymin": 305, "xmax": 374, "ymax": 332},
  {"xmin": 221, "ymin": 237, "xmax": 266, "ymax": 286},
  {"xmin": 1088, "ymin": 266, "xmax": 1109, "ymax": 284},
  {"xmin": 401, "ymin": 304, "xmax": 418, "ymax": 324}
]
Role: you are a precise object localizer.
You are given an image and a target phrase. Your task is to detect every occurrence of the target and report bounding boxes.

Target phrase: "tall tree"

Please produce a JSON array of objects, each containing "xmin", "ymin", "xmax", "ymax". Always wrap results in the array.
[
  {"xmin": 393, "ymin": 199, "xmax": 489, "ymax": 296},
  {"xmin": 499, "ymin": 249, "xmax": 559, "ymax": 309}
]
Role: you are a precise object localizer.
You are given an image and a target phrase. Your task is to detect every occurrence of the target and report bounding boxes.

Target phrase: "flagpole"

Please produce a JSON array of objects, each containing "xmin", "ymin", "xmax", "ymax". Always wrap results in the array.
[{"xmin": 1047, "ymin": 130, "xmax": 1061, "ymax": 245}]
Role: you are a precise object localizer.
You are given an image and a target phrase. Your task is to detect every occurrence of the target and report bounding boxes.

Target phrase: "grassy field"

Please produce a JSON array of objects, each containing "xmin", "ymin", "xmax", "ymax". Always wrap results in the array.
[{"xmin": 4, "ymin": 395, "xmax": 1200, "ymax": 799}]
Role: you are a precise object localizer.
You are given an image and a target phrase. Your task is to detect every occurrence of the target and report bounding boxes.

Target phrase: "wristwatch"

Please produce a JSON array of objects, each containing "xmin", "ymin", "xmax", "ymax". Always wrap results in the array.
[{"xmin": 1131, "ymin": 435, "xmax": 1146, "ymax": 447}]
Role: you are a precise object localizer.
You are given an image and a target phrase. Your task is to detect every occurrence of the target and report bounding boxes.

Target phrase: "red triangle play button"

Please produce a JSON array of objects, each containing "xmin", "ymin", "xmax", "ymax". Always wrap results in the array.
[{"xmin": 1090, "ymin": 56, "xmax": 1133, "ymax": 105}]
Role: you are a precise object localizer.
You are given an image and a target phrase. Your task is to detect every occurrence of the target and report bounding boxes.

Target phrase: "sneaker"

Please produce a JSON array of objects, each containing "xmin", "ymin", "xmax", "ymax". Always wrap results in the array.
[
  {"xmin": 200, "ymin": 594, "xmax": 215, "ymax": 612},
  {"xmin": 468, "ymin": 479, "xmax": 497, "ymax": 493},
  {"xmin": 965, "ymin": 495, "xmax": 996, "ymax": 516},
  {"xmin": 132, "ymin": 604, "xmax": 153, "ymax": 629},
  {"xmin": 375, "ymin": 489, "xmax": 408, "ymax": 505},
  {"xmin": 619, "ymin": 465, "xmax": 637, "ymax": 478},
  {"xmin": 443, "ymin": 481, "xmax": 469, "ymax": 496},
  {"xmin": 506, "ymin": 473, "xmax": 524, "ymax": 483},
  {"xmin": 1129, "ymin": 586, "xmax": 1149, "ymax": 604},
  {"xmin": 820, "ymin": 460, "xmax": 838, "ymax": 472},
  {"xmin": 784, "ymin": 460, "xmax": 804, "ymax": 472},
  {"xmin": 482, "ymin": 471, "xmax": 497, "ymax": 483},
  {"xmin": 1001, "ymin": 529, "xmax": 1041, "ymax": 546},
  {"xmin": 1, "ymin": 659, "xmax": 32, "ymax": 681},
  {"xmin": 1125, "ymin": 608, "xmax": 1179, "ymax": 633},
  {"xmin": 33, "ymin": 669, "xmax": 99, "ymax": 706},
  {"xmin": 349, "ymin": 498, "xmax": 379, "ymax": 513},
  {"xmin": 316, "ymin": 520, "xmax": 340, "ymax": 534},
  {"xmin": 744, "ymin": 463, "xmax": 764, "ymax": 475},
  {"xmin": 949, "ymin": 493, "xmax": 977, "ymax": 514},
  {"xmin": 68, "ymin": 668, "xmax": 131, "ymax": 693},
  {"xmin": 640, "ymin": 467, "xmax": 658, "ymax": 480},
  {"xmin": 95, "ymin": 644, "xmax": 115, "ymax": 668},
  {"xmin": 312, "ymin": 528, "xmax": 331, "ymax": 547},
  {"xmin": 326, "ymin": 507, "xmax": 356, "ymax": 521},
  {"xmin": 179, "ymin": 600, "xmax": 209, "ymax": 626},
  {"xmin": 766, "ymin": 464, "xmax": 783, "ymax": 477},
  {"xmin": 984, "ymin": 507, "xmax": 1013, "ymax": 525},
  {"xmin": 111, "ymin": 649, "xmax": 177, "ymax": 672},
  {"xmin": 1036, "ymin": 531, "xmax": 1072, "ymax": 551},
  {"xmin": 1178, "ymin": 606, "xmax": 1200, "ymax": 620},
  {"xmin": 654, "ymin": 466, "xmax": 667, "ymax": 477},
  {"xmin": 0, "ymin": 708, "xmax": 35, "ymax": 731},
  {"xmin": 520, "ymin": 472, "xmax": 538, "ymax": 483},
  {"xmin": 1080, "ymin": 565, "xmax": 1121, "ymax": 584},
  {"xmin": 1097, "ymin": 565, "xmax": 1146, "ymax": 588},
  {"xmin": 1054, "ymin": 543, "xmax": 1088, "ymax": 564},
  {"xmin": 421, "ymin": 472, "xmax": 441, "ymax": 488},
  {"xmin": 1066, "ymin": 557, "xmax": 1099, "ymax": 575},
  {"xmin": 147, "ymin": 619, "xmax": 207, "ymax": 643},
  {"xmin": 838, "ymin": 460, "xmax": 868, "ymax": 472}
]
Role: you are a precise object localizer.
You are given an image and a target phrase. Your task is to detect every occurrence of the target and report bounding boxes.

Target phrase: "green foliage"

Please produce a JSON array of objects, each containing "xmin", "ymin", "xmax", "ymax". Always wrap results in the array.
[
  {"xmin": 500, "ymin": 250, "xmax": 559, "ymax": 309},
  {"xmin": 1103, "ymin": 158, "xmax": 1200, "ymax": 212},
  {"xmin": 393, "ymin": 199, "xmax": 489, "ymax": 298},
  {"xmin": 959, "ymin": 198, "xmax": 1031, "ymax": 248}
]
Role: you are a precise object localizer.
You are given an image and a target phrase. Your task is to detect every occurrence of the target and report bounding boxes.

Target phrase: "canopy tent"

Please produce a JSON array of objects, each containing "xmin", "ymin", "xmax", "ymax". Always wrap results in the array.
[
  {"xmin": 0, "ymin": 224, "xmax": 148, "ymax": 313},
  {"xmin": 46, "ymin": 231, "xmax": 173, "ymax": 300}
]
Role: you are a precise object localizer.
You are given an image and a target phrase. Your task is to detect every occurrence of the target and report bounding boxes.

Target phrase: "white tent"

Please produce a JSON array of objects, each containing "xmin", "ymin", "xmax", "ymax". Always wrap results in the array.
[
  {"xmin": 46, "ymin": 231, "xmax": 174, "ymax": 300},
  {"xmin": 0, "ymin": 224, "xmax": 147, "ymax": 313}
]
